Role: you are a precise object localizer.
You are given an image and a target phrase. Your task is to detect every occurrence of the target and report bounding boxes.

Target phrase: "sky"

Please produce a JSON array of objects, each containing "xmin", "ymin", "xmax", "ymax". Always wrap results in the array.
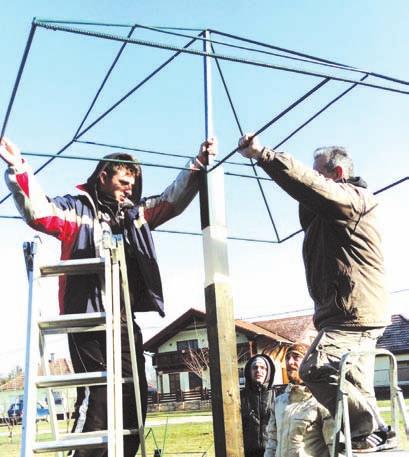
[{"xmin": 0, "ymin": 1, "xmax": 408, "ymax": 376}]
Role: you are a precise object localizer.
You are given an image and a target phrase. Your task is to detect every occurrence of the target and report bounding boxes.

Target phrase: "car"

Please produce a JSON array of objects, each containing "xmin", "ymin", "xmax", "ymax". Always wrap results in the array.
[{"xmin": 7, "ymin": 400, "xmax": 49, "ymax": 422}]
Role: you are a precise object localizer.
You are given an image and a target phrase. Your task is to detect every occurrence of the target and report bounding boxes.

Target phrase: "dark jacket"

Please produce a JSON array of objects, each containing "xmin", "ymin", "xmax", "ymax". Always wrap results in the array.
[
  {"xmin": 240, "ymin": 354, "xmax": 275, "ymax": 457},
  {"xmin": 6, "ymin": 153, "xmax": 202, "ymax": 316},
  {"xmin": 258, "ymin": 148, "xmax": 389, "ymax": 330}
]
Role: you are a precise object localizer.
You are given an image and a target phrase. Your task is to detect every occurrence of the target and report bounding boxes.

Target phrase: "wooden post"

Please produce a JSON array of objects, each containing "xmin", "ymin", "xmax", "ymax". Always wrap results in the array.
[{"xmin": 199, "ymin": 29, "xmax": 244, "ymax": 457}]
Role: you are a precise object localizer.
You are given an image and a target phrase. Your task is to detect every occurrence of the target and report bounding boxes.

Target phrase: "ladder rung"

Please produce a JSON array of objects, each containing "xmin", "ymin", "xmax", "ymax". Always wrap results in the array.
[
  {"xmin": 62, "ymin": 428, "xmax": 137, "ymax": 439},
  {"xmin": 33, "ymin": 429, "xmax": 138, "ymax": 453},
  {"xmin": 40, "ymin": 258, "xmax": 105, "ymax": 277},
  {"xmin": 39, "ymin": 312, "xmax": 106, "ymax": 333},
  {"xmin": 33, "ymin": 436, "xmax": 107, "ymax": 453},
  {"xmin": 35, "ymin": 373, "xmax": 133, "ymax": 388},
  {"xmin": 36, "ymin": 371, "xmax": 107, "ymax": 388}
]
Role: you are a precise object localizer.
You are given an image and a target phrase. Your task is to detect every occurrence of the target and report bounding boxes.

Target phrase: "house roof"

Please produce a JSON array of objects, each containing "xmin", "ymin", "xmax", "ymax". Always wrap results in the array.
[
  {"xmin": 234, "ymin": 319, "xmax": 291, "ymax": 343},
  {"xmin": 254, "ymin": 314, "xmax": 316, "ymax": 343},
  {"xmin": 0, "ymin": 373, "xmax": 25, "ymax": 391},
  {"xmin": 144, "ymin": 308, "xmax": 291, "ymax": 352},
  {"xmin": 144, "ymin": 308, "xmax": 409, "ymax": 355},
  {"xmin": 377, "ymin": 314, "xmax": 409, "ymax": 354},
  {"xmin": 0, "ymin": 358, "xmax": 73, "ymax": 391}
]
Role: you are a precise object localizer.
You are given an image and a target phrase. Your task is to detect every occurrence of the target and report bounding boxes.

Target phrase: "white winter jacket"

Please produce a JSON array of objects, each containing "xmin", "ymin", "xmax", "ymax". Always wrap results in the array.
[{"xmin": 264, "ymin": 384, "xmax": 334, "ymax": 457}]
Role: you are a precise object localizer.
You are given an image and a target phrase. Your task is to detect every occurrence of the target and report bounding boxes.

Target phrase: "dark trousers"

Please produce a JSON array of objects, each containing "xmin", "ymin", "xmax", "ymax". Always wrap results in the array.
[{"xmin": 68, "ymin": 321, "xmax": 147, "ymax": 457}]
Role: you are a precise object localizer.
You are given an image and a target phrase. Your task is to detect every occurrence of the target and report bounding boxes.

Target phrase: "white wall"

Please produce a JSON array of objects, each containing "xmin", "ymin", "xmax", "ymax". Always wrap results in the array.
[
  {"xmin": 158, "ymin": 327, "xmax": 208, "ymax": 353},
  {"xmin": 180, "ymin": 371, "xmax": 189, "ymax": 391},
  {"xmin": 162, "ymin": 373, "xmax": 170, "ymax": 394}
]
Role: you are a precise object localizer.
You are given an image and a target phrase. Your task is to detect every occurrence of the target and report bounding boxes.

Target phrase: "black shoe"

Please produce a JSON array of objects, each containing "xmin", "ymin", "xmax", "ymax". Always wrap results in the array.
[{"xmin": 352, "ymin": 427, "xmax": 397, "ymax": 453}]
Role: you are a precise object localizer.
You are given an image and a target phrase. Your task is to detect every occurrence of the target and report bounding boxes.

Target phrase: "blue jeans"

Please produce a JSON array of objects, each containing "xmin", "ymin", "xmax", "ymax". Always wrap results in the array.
[{"xmin": 299, "ymin": 326, "xmax": 385, "ymax": 438}]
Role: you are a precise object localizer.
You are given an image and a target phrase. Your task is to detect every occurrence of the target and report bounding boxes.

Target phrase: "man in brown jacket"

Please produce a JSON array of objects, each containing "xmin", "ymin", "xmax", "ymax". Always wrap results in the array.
[{"xmin": 238, "ymin": 135, "xmax": 396, "ymax": 453}]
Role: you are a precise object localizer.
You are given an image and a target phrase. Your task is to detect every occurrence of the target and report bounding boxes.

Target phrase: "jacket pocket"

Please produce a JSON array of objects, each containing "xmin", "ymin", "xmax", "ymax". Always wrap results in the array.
[{"xmin": 333, "ymin": 265, "xmax": 359, "ymax": 318}]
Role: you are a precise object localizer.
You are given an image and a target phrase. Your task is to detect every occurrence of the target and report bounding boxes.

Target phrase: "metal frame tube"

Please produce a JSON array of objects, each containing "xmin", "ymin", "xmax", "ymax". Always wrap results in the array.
[
  {"xmin": 20, "ymin": 238, "xmax": 41, "ymax": 457},
  {"xmin": 116, "ymin": 236, "xmax": 147, "ymax": 457},
  {"xmin": 111, "ymin": 246, "xmax": 124, "ymax": 456},
  {"xmin": 201, "ymin": 29, "xmax": 244, "ymax": 457}
]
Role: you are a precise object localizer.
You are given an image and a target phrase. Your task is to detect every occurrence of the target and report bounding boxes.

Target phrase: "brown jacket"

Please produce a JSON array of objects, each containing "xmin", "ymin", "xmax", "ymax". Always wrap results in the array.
[{"xmin": 259, "ymin": 148, "xmax": 389, "ymax": 330}]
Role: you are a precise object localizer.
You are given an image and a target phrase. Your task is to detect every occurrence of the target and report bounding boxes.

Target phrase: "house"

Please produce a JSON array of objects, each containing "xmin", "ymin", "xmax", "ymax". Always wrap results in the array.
[
  {"xmin": 257, "ymin": 312, "xmax": 409, "ymax": 389},
  {"xmin": 145, "ymin": 309, "xmax": 409, "ymax": 397},
  {"xmin": 0, "ymin": 357, "xmax": 75, "ymax": 417},
  {"xmin": 144, "ymin": 308, "xmax": 292, "ymax": 395},
  {"xmin": 376, "ymin": 314, "xmax": 409, "ymax": 388}
]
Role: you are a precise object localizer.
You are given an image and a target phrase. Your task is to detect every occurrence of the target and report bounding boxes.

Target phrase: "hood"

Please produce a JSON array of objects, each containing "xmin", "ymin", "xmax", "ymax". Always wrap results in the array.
[
  {"xmin": 82, "ymin": 153, "xmax": 142, "ymax": 205},
  {"xmin": 244, "ymin": 354, "xmax": 275, "ymax": 390},
  {"xmin": 347, "ymin": 176, "xmax": 367, "ymax": 189}
]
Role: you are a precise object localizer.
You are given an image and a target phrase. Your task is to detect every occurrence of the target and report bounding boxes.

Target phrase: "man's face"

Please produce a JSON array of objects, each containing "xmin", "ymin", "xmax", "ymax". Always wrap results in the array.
[
  {"xmin": 251, "ymin": 359, "xmax": 268, "ymax": 384},
  {"xmin": 313, "ymin": 155, "xmax": 338, "ymax": 181},
  {"xmin": 99, "ymin": 168, "xmax": 135, "ymax": 204},
  {"xmin": 286, "ymin": 351, "xmax": 304, "ymax": 384}
]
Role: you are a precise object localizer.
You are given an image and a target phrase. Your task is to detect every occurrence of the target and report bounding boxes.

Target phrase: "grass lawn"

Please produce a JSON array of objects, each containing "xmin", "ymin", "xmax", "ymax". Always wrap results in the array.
[
  {"xmin": 0, "ymin": 416, "xmax": 215, "ymax": 457},
  {"xmin": 1, "ymin": 401, "xmax": 408, "ymax": 456}
]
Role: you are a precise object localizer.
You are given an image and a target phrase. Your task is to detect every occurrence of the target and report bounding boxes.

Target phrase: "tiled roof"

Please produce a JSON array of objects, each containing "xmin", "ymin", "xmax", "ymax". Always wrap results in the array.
[
  {"xmin": 377, "ymin": 314, "xmax": 409, "ymax": 354},
  {"xmin": 0, "ymin": 373, "xmax": 25, "ymax": 391},
  {"xmin": 254, "ymin": 314, "xmax": 316, "ymax": 343},
  {"xmin": 0, "ymin": 358, "xmax": 73, "ymax": 391},
  {"xmin": 144, "ymin": 308, "xmax": 290, "ymax": 352},
  {"xmin": 235, "ymin": 319, "xmax": 291, "ymax": 343},
  {"xmin": 144, "ymin": 309, "xmax": 409, "ymax": 355}
]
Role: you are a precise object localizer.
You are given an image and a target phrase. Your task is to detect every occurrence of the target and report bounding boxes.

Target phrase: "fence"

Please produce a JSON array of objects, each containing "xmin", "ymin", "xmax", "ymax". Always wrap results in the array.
[{"xmin": 149, "ymin": 388, "xmax": 212, "ymax": 404}]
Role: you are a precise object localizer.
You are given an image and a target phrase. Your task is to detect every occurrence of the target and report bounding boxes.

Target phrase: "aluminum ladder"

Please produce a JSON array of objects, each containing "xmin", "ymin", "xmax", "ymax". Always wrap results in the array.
[
  {"xmin": 20, "ymin": 235, "xmax": 147, "ymax": 456},
  {"xmin": 331, "ymin": 348, "xmax": 409, "ymax": 456}
]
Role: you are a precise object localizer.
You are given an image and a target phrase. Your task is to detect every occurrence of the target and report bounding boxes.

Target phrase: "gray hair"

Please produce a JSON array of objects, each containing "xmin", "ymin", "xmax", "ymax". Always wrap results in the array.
[{"xmin": 313, "ymin": 146, "xmax": 354, "ymax": 178}]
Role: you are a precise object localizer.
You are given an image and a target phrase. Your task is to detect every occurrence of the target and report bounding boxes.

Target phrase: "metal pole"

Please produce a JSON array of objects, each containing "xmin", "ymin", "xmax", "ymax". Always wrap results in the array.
[
  {"xmin": 200, "ymin": 29, "xmax": 244, "ymax": 457},
  {"xmin": 111, "ymin": 246, "xmax": 124, "ymax": 456},
  {"xmin": 116, "ymin": 236, "xmax": 147, "ymax": 457},
  {"xmin": 102, "ymin": 240, "xmax": 116, "ymax": 457},
  {"xmin": 20, "ymin": 239, "xmax": 41, "ymax": 457}
]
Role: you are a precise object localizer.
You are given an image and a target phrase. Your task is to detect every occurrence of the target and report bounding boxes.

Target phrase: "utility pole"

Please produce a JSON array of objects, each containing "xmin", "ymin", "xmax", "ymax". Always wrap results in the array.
[{"xmin": 199, "ymin": 29, "xmax": 244, "ymax": 457}]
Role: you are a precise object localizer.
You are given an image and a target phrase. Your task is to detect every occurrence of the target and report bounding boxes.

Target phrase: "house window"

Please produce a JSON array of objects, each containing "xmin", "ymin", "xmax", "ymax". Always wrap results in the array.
[
  {"xmin": 52, "ymin": 391, "xmax": 63, "ymax": 405},
  {"xmin": 177, "ymin": 339, "xmax": 199, "ymax": 352},
  {"xmin": 398, "ymin": 360, "xmax": 409, "ymax": 383},
  {"xmin": 168, "ymin": 372, "xmax": 181, "ymax": 393},
  {"xmin": 238, "ymin": 367, "xmax": 245, "ymax": 386}
]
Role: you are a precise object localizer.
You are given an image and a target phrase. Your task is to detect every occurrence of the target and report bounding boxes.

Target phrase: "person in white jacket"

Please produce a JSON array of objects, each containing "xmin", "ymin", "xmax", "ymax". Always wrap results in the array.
[{"xmin": 264, "ymin": 343, "xmax": 334, "ymax": 457}]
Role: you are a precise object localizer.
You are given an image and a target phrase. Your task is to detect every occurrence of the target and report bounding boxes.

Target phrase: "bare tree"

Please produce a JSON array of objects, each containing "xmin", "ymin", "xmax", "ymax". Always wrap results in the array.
[{"xmin": 181, "ymin": 347, "xmax": 209, "ymax": 380}]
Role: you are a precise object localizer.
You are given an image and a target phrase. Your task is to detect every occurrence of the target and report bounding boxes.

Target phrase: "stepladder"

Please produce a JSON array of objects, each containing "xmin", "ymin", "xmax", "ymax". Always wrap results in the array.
[
  {"xmin": 331, "ymin": 348, "xmax": 409, "ymax": 457},
  {"xmin": 20, "ymin": 234, "xmax": 147, "ymax": 457}
]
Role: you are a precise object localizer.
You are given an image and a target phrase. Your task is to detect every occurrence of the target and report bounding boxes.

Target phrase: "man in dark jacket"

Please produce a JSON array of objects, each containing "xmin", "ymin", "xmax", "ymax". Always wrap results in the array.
[
  {"xmin": 1, "ymin": 136, "xmax": 216, "ymax": 457},
  {"xmin": 240, "ymin": 354, "xmax": 275, "ymax": 457},
  {"xmin": 238, "ymin": 134, "xmax": 396, "ymax": 453}
]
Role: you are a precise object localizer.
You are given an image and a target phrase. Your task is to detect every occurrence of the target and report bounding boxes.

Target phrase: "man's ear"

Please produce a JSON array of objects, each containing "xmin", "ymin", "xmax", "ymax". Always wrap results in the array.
[
  {"xmin": 99, "ymin": 170, "xmax": 107, "ymax": 186},
  {"xmin": 334, "ymin": 165, "xmax": 344, "ymax": 181}
]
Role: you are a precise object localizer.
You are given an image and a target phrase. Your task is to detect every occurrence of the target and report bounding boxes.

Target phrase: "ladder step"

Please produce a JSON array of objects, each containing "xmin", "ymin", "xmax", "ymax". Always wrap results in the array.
[
  {"xmin": 33, "ymin": 436, "xmax": 107, "ymax": 453},
  {"xmin": 40, "ymin": 258, "xmax": 105, "ymax": 277},
  {"xmin": 39, "ymin": 312, "xmax": 106, "ymax": 334},
  {"xmin": 36, "ymin": 371, "xmax": 107, "ymax": 388},
  {"xmin": 63, "ymin": 428, "xmax": 138, "ymax": 439},
  {"xmin": 33, "ymin": 429, "xmax": 137, "ymax": 453},
  {"xmin": 35, "ymin": 373, "xmax": 133, "ymax": 388}
]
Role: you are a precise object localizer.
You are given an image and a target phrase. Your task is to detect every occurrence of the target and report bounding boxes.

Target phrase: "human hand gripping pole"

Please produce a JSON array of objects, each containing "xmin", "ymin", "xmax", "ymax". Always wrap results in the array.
[
  {"xmin": 195, "ymin": 137, "xmax": 217, "ymax": 168},
  {"xmin": 238, "ymin": 133, "xmax": 264, "ymax": 160},
  {"xmin": 0, "ymin": 137, "xmax": 23, "ymax": 167}
]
